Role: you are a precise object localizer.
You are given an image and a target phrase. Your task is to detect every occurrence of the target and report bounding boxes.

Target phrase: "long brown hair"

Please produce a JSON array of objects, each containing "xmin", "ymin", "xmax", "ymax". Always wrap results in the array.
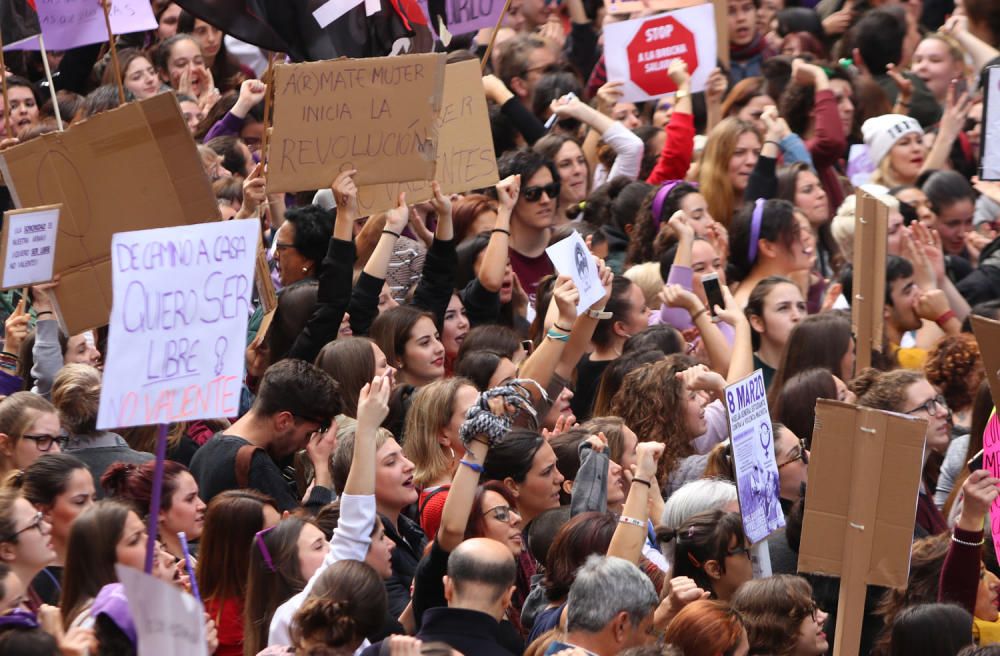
[
  {"xmin": 403, "ymin": 377, "xmax": 475, "ymax": 488},
  {"xmin": 197, "ymin": 490, "xmax": 276, "ymax": 605},
  {"xmin": 315, "ymin": 337, "xmax": 377, "ymax": 418},
  {"xmin": 731, "ymin": 575, "xmax": 819, "ymax": 656},
  {"xmin": 698, "ymin": 118, "xmax": 761, "ymax": 227},
  {"xmin": 768, "ymin": 312, "xmax": 853, "ymax": 407}
]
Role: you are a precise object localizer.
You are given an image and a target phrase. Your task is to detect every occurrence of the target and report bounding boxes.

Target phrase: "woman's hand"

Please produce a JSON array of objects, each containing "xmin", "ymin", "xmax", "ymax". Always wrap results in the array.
[
  {"xmin": 885, "ymin": 63, "xmax": 913, "ymax": 108},
  {"xmin": 384, "ymin": 192, "xmax": 409, "ymax": 235},
  {"xmin": 635, "ymin": 441, "xmax": 664, "ymax": 481},
  {"xmin": 713, "ymin": 283, "xmax": 746, "ymax": 328},
  {"xmin": 331, "ymin": 168, "xmax": 359, "ymax": 218},
  {"xmin": 660, "ymin": 283, "xmax": 703, "ymax": 315},
  {"xmin": 677, "ymin": 363, "xmax": 726, "ymax": 395},
  {"xmin": 595, "ymin": 81, "xmax": 625, "ymax": 117},
  {"xmin": 552, "ymin": 275, "xmax": 581, "ymax": 327},
  {"xmin": 957, "ymin": 469, "xmax": 1000, "ymax": 532},
  {"xmin": 4, "ymin": 298, "xmax": 29, "ymax": 356},
  {"xmin": 357, "ymin": 374, "xmax": 393, "ymax": 435},
  {"xmin": 496, "ymin": 174, "xmax": 521, "ymax": 212},
  {"xmin": 704, "ymin": 68, "xmax": 727, "ymax": 107},
  {"xmin": 239, "ymin": 163, "xmax": 266, "ymax": 218}
]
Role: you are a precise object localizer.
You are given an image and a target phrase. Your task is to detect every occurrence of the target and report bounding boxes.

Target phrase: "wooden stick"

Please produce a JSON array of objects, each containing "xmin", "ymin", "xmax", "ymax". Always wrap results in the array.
[
  {"xmin": 37, "ymin": 35, "xmax": 63, "ymax": 131},
  {"xmin": 480, "ymin": 0, "xmax": 514, "ymax": 74},
  {"xmin": 0, "ymin": 31, "xmax": 11, "ymax": 139},
  {"xmin": 259, "ymin": 52, "xmax": 278, "ymax": 171},
  {"xmin": 100, "ymin": 0, "xmax": 126, "ymax": 105}
]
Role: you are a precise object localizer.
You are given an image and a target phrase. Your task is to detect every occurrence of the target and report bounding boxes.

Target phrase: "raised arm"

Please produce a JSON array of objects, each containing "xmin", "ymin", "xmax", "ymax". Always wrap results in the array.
[
  {"xmin": 518, "ymin": 276, "xmax": 579, "ymax": 395},
  {"xmin": 608, "ymin": 442, "xmax": 664, "ymax": 563},
  {"xmin": 478, "ymin": 175, "xmax": 518, "ymax": 294}
]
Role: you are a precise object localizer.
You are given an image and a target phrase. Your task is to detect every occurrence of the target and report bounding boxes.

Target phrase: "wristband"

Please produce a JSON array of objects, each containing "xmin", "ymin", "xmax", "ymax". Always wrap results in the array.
[
  {"xmin": 951, "ymin": 533, "xmax": 984, "ymax": 547},
  {"xmin": 546, "ymin": 328, "xmax": 570, "ymax": 342},
  {"xmin": 382, "ymin": 229, "xmax": 401, "ymax": 239},
  {"xmin": 491, "ymin": 228, "xmax": 511, "ymax": 236},
  {"xmin": 935, "ymin": 309, "xmax": 956, "ymax": 327},
  {"xmin": 459, "ymin": 460, "xmax": 484, "ymax": 473},
  {"xmin": 763, "ymin": 140, "xmax": 781, "ymax": 149},
  {"xmin": 690, "ymin": 307, "xmax": 709, "ymax": 323},
  {"xmin": 35, "ymin": 310, "xmax": 53, "ymax": 318},
  {"xmin": 631, "ymin": 478, "xmax": 652, "ymax": 488},
  {"xmin": 553, "ymin": 323, "xmax": 573, "ymax": 334},
  {"xmin": 588, "ymin": 309, "xmax": 612, "ymax": 320},
  {"xmin": 619, "ymin": 516, "xmax": 646, "ymax": 528}
]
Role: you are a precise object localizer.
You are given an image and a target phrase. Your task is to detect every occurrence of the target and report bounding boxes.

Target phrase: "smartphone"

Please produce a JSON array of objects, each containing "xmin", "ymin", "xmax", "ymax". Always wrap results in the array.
[
  {"xmin": 702, "ymin": 273, "xmax": 725, "ymax": 318},
  {"xmin": 968, "ymin": 448, "xmax": 984, "ymax": 472},
  {"xmin": 954, "ymin": 77, "xmax": 969, "ymax": 99}
]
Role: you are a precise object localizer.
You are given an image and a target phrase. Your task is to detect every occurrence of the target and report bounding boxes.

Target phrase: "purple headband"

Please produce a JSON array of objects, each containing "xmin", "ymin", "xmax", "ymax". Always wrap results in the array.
[
  {"xmin": 747, "ymin": 198, "xmax": 765, "ymax": 262},
  {"xmin": 255, "ymin": 526, "xmax": 276, "ymax": 572},
  {"xmin": 651, "ymin": 180, "xmax": 699, "ymax": 232}
]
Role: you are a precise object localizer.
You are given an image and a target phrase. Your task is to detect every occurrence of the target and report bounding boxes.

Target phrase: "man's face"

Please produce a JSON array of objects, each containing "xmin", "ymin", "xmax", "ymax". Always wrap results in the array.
[
  {"xmin": 512, "ymin": 167, "xmax": 557, "ymax": 232},
  {"xmin": 517, "ymin": 46, "xmax": 557, "ymax": 103},
  {"xmin": 886, "ymin": 274, "xmax": 922, "ymax": 333},
  {"xmin": 728, "ymin": 0, "xmax": 758, "ymax": 47}
]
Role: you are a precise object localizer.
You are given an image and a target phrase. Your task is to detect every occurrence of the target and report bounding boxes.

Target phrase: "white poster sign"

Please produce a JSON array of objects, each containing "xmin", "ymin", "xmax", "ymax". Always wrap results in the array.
[
  {"xmin": 1, "ymin": 205, "xmax": 59, "ymax": 289},
  {"xmin": 981, "ymin": 66, "xmax": 1000, "ymax": 180},
  {"xmin": 545, "ymin": 230, "xmax": 604, "ymax": 313},
  {"xmin": 116, "ymin": 565, "xmax": 208, "ymax": 656}
]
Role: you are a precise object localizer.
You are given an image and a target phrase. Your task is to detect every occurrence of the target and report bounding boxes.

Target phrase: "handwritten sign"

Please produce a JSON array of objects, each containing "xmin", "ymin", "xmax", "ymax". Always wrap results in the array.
[
  {"xmin": 97, "ymin": 220, "xmax": 258, "ymax": 430},
  {"xmin": 545, "ymin": 231, "xmax": 604, "ymax": 313},
  {"xmin": 356, "ymin": 59, "xmax": 498, "ymax": 215},
  {"xmin": 6, "ymin": 0, "xmax": 157, "ymax": 50},
  {"xmin": 725, "ymin": 370, "xmax": 784, "ymax": 544},
  {"xmin": 603, "ymin": 4, "xmax": 717, "ymax": 102},
  {"xmin": 0, "ymin": 205, "xmax": 59, "ymax": 289},
  {"xmin": 984, "ymin": 411, "xmax": 1000, "ymax": 561},
  {"xmin": 268, "ymin": 54, "xmax": 447, "ymax": 192},
  {"xmin": 116, "ymin": 565, "xmax": 208, "ymax": 656},
  {"xmin": 981, "ymin": 66, "xmax": 1000, "ymax": 181}
]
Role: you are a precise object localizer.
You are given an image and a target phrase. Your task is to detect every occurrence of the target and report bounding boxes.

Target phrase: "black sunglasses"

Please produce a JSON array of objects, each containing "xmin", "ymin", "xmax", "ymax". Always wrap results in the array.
[{"xmin": 522, "ymin": 182, "xmax": 561, "ymax": 202}]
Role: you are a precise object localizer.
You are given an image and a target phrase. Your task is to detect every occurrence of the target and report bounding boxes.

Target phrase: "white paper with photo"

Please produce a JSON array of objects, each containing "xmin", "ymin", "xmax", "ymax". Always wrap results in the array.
[
  {"xmin": 2, "ymin": 206, "xmax": 59, "ymax": 289},
  {"xmin": 545, "ymin": 230, "xmax": 604, "ymax": 313},
  {"xmin": 116, "ymin": 565, "xmax": 208, "ymax": 656},
  {"xmin": 725, "ymin": 370, "xmax": 785, "ymax": 544}
]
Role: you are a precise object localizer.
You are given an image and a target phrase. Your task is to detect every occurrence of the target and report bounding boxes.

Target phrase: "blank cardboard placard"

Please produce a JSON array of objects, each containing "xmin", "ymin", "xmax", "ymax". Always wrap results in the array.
[
  {"xmin": 798, "ymin": 400, "xmax": 927, "ymax": 656},
  {"xmin": 355, "ymin": 59, "xmax": 499, "ymax": 216},
  {"xmin": 0, "ymin": 204, "xmax": 60, "ymax": 289},
  {"xmin": 116, "ymin": 565, "xmax": 208, "ymax": 656},
  {"xmin": 0, "ymin": 93, "xmax": 220, "ymax": 334},
  {"xmin": 268, "ymin": 54, "xmax": 447, "ymax": 192},
  {"xmin": 972, "ymin": 315, "xmax": 1000, "ymax": 409},
  {"xmin": 851, "ymin": 190, "xmax": 888, "ymax": 372}
]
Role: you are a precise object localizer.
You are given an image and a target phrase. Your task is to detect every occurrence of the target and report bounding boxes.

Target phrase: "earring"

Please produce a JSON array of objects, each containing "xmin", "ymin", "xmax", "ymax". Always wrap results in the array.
[
  {"xmin": 301, "ymin": 266, "xmax": 309, "ymax": 273},
  {"xmin": 446, "ymin": 446, "xmax": 456, "ymax": 460}
]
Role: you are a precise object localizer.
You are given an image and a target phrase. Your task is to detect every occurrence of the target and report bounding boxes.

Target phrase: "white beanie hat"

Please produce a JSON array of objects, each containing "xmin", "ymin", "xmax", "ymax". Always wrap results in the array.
[{"xmin": 862, "ymin": 114, "xmax": 923, "ymax": 167}]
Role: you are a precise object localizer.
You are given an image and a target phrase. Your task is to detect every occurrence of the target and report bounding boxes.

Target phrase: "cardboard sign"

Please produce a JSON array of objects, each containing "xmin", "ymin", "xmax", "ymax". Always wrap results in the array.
[
  {"xmin": 725, "ymin": 370, "xmax": 784, "ymax": 544},
  {"xmin": 605, "ymin": 0, "xmax": 705, "ymax": 16},
  {"xmin": 6, "ymin": 0, "xmax": 157, "ymax": 50},
  {"xmin": 116, "ymin": 565, "xmax": 208, "ymax": 656},
  {"xmin": 96, "ymin": 220, "xmax": 258, "ymax": 430},
  {"xmin": 972, "ymin": 315, "xmax": 1000, "ymax": 409},
  {"xmin": 268, "ymin": 54, "xmax": 447, "ymax": 192},
  {"xmin": 603, "ymin": 4, "xmax": 717, "ymax": 102},
  {"xmin": 0, "ymin": 94, "xmax": 220, "ymax": 335},
  {"xmin": 981, "ymin": 65, "xmax": 1000, "ymax": 181},
  {"xmin": 798, "ymin": 400, "xmax": 927, "ymax": 656},
  {"xmin": 0, "ymin": 204, "xmax": 60, "ymax": 289},
  {"xmin": 851, "ymin": 190, "xmax": 888, "ymax": 372},
  {"xmin": 356, "ymin": 59, "xmax": 499, "ymax": 216},
  {"xmin": 545, "ymin": 231, "xmax": 604, "ymax": 313}
]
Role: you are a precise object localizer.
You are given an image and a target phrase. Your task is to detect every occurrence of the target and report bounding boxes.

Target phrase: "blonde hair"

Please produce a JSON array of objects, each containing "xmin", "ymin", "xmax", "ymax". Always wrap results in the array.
[
  {"xmin": 403, "ymin": 378, "xmax": 475, "ymax": 487},
  {"xmin": 698, "ymin": 118, "xmax": 761, "ymax": 228},
  {"xmin": 921, "ymin": 32, "xmax": 970, "ymax": 75},
  {"xmin": 830, "ymin": 190, "xmax": 900, "ymax": 260},
  {"xmin": 623, "ymin": 262, "xmax": 664, "ymax": 309},
  {"xmin": 51, "ymin": 364, "xmax": 102, "ymax": 435},
  {"xmin": 0, "ymin": 392, "xmax": 59, "ymax": 472}
]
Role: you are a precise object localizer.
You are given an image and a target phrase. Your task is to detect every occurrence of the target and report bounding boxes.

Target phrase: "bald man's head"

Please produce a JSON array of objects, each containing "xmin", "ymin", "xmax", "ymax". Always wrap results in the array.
[{"xmin": 447, "ymin": 538, "xmax": 517, "ymax": 605}]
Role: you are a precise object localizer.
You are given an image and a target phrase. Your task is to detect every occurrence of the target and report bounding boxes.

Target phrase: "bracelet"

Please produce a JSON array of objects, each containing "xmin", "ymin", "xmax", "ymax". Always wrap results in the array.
[
  {"xmin": 0, "ymin": 351, "xmax": 17, "ymax": 360},
  {"xmin": 459, "ymin": 459, "xmax": 484, "ymax": 473},
  {"xmin": 935, "ymin": 309, "xmax": 956, "ymax": 327},
  {"xmin": 898, "ymin": 100, "xmax": 911, "ymax": 108},
  {"xmin": 546, "ymin": 328, "xmax": 570, "ymax": 342},
  {"xmin": 553, "ymin": 323, "xmax": 573, "ymax": 334},
  {"xmin": 631, "ymin": 478, "xmax": 652, "ymax": 488},
  {"xmin": 382, "ymin": 229, "xmax": 401, "ymax": 239},
  {"xmin": 35, "ymin": 310, "xmax": 53, "ymax": 318},
  {"xmin": 619, "ymin": 516, "xmax": 646, "ymax": 528},
  {"xmin": 588, "ymin": 309, "xmax": 612, "ymax": 320},
  {"xmin": 951, "ymin": 533, "xmax": 985, "ymax": 548},
  {"xmin": 763, "ymin": 139, "xmax": 781, "ymax": 149},
  {"xmin": 690, "ymin": 307, "xmax": 709, "ymax": 323},
  {"xmin": 491, "ymin": 228, "xmax": 511, "ymax": 236}
]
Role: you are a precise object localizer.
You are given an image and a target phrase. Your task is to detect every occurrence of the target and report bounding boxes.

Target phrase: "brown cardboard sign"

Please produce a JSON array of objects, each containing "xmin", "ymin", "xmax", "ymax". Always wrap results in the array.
[
  {"xmin": 355, "ymin": 59, "xmax": 499, "ymax": 216},
  {"xmin": 268, "ymin": 54, "xmax": 448, "ymax": 192},
  {"xmin": 972, "ymin": 315, "xmax": 1000, "ymax": 409},
  {"xmin": 798, "ymin": 399, "xmax": 927, "ymax": 656},
  {"xmin": 604, "ymin": 0, "xmax": 705, "ymax": 16},
  {"xmin": 0, "ymin": 93, "xmax": 220, "ymax": 334},
  {"xmin": 851, "ymin": 190, "xmax": 888, "ymax": 372}
]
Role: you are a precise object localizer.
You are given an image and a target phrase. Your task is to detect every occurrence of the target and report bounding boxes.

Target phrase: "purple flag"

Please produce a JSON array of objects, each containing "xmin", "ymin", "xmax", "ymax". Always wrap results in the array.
[{"xmin": 5, "ymin": 0, "xmax": 156, "ymax": 51}]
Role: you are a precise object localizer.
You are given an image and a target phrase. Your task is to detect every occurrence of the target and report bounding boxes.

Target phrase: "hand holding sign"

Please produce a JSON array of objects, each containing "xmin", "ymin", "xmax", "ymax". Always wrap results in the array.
[
  {"xmin": 551, "ymin": 275, "xmax": 581, "ymax": 326},
  {"xmin": 239, "ymin": 164, "xmax": 267, "ymax": 218},
  {"xmin": 957, "ymin": 469, "xmax": 1000, "ymax": 532},
  {"xmin": 4, "ymin": 299, "xmax": 29, "ymax": 356},
  {"xmin": 331, "ymin": 169, "xmax": 360, "ymax": 220},
  {"xmin": 546, "ymin": 231, "xmax": 605, "ymax": 313}
]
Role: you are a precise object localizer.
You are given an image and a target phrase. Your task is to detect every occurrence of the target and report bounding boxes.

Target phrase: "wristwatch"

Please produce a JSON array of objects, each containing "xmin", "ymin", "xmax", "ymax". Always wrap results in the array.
[
  {"xmin": 588, "ymin": 309, "xmax": 612, "ymax": 319},
  {"xmin": 675, "ymin": 88, "xmax": 690, "ymax": 100}
]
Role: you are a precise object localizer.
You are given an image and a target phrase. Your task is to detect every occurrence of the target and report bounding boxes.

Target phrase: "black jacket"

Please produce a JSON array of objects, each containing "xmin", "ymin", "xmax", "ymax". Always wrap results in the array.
[
  {"xmin": 362, "ymin": 607, "xmax": 519, "ymax": 656},
  {"xmin": 382, "ymin": 512, "xmax": 428, "ymax": 618}
]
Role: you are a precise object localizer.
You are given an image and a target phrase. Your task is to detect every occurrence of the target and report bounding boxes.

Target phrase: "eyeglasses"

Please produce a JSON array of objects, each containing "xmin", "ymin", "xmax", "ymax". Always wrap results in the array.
[
  {"xmin": 22, "ymin": 430, "xmax": 68, "ymax": 452},
  {"xmin": 726, "ymin": 544, "xmax": 751, "ymax": 560},
  {"xmin": 274, "ymin": 241, "xmax": 296, "ymax": 251},
  {"xmin": 904, "ymin": 394, "xmax": 950, "ymax": 418},
  {"xmin": 522, "ymin": 182, "xmax": 560, "ymax": 203},
  {"xmin": 0, "ymin": 511, "xmax": 45, "ymax": 543},
  {"xmin": 777, "ymin": 438, "xmax": 809, "ymax": 470},
  {"xmin": 484, "ymin": 504, "xmax": 518, "ymax": 523},
  {"xmin": 524, "ymin": 63, "xmax": 560, "ymax": 76},
  {"xmin": 800, "ymin": 601, "xmax": 824, "ymax": 623}
]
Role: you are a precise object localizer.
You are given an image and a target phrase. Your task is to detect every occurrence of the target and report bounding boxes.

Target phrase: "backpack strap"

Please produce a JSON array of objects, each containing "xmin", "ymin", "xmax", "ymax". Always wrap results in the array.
[
  {"xmin": 235, "ymin": 444, "xmax": 262, "ymax": 489},
  {"xmin": 418, "ymin": 484, "xmax": 450, "ymax": 518}
]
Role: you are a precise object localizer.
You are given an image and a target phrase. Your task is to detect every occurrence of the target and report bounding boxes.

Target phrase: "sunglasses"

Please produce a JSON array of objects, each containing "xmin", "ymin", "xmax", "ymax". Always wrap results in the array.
[
  {"xmin": 484, "ymin": 504, "xmax": 518, "ymax": 523},
  {"xmin": 522, "ymin": 182, "xmax": 560, "ymax": 202},
  {"xmin": 22, "ymin": 430, "xmax": 69, "ymax": 452}
]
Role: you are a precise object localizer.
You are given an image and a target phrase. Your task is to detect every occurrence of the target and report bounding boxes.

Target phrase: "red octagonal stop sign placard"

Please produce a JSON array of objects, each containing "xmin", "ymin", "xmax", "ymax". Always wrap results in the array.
[{"xmin": 626, "ymin": 14, "xmax": 699, "ymax": 98}]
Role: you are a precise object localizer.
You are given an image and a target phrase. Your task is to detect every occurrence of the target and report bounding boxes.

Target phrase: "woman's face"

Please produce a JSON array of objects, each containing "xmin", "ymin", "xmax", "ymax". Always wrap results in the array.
[
  {"xmin": 371, "ymin": 342, "xmax": 394, "ymax": 379},
  {"xmin": 66, "ymin": 333, "xmax": 101, "ymax": 367},
  {"xmin": 716, "ymin": 534, "xmax": 753, "ymax": 599},
  {"xmin": 611, "ymin": 102, "xmax": 641, "ymax": 129},
  {"xmin": 792, "ymin": 605, "xmax": 830, "ymax": 656},
  {"xmin": 161, "ymin": 471, "xmax": 206, "ymax": 542},
  {"xmin": 274, "ymin": 221, "xmax": 314, "ymax": 287},
  {"xmin": 365, "ymin": 521, "xmax": 394, "ymax": 579},
  {"xmin": 620, "ymin": 282, "xmax": 652, "ymax": 339},
  {"xmin": 43, "ymin": 468, "xmax": 95, "ymax": 550},
  {"xmin": 829, "ymin": 79, "xmax": 855, "ymax": 137},
  {"xmin": 887, "ymin": 133, "xmax": 927, "ymax": 184},
  {"xmin": 487, "ymin": 357, "xmax": 518, "ymax": 389},
  {"xmin": 442, "ymin": 385, "xmax": 480, "ymax": 453},
  {"xmin": 441, "ymin": 294, "xmax": 470, "ymax": 360},
  {"xmin": 833, "ymin": 376, "xmax": 855, "ymax": 403},
  {"xmin": 191, "ymin": 19, "xmax": 223, "ymax": 62},
  {"xmin": 5, "ymin": 86, "xmax": 39, "ymax": 138},
  {"xmin": 794, "ymin": 170, "xmax": 829, "ymax": 227},
  {"xmin": 296, "ymin": 523, "xmax": 330, "ymax": 582},
  {"xmin": 512, "ymin": 441, "xmax": 564, "ymax": 521},
  {"xmin": 840, "ymin": 336, "xmax": 856, "ymax": 382},
  {"xmin": 887, "ymin": 209, "xmax": 905, "ymax": 256},
  {"xmin": 753, "ymin": 282, "xmax": 805, "ymax": 352},
  {"xmin": 115, "ymin": 511, "xmax": 148, "ymax": 573},
  {"xmin": 374, "ymin": 438, "xmax": 418, "ymax": 513},
  {"xmin": 736, "ymin": 95, "xmax": 774, "ymax": 135},
  {"xmin": 554, "ymin": 141, "xmax": 588, "ymax": 205},
  {"xmin": 541, "ymin": 386, "xmax": 575, "ymax": 431},
  {"xmin": 478, "ymin": 490, "xmax": 523, "ymax": 556},
  {"xmin": 774, "ymin": 217, "xmax": 814, "ymax": 273},
  {"xmin": 975, "ymin": 565, "xmax": 1000, "ymax": 622},
  {"xmin": 903, "ymin": 379, "xmax": 951, "ymax": 454},
  {"xmin": 652, "ymin": 98, "xmax": 673, "ymax": 128},
  {"xmin": 618, "ymin": 426, "xmax": 639, "ymax": 481},
  {"xmin": 774, "ymin": 427, "xmax": 807, "ymax": 501},
  {"xmin": 401, "ymin": 317, "xmax": 446, "ymax": 385},
  {"xmin": 682, "ymin": 382, "xmax": 709, "ymax": 436},
  {"xmin": 179, "ymin": 100, "xmax": 202, "ymax": 134},
  {"xmin": 680, "ymin": 192, "xmax": 715, "ymax": 237},
  {"xmin": 157, "ymin": 3, "xmax": 181, "ymax": 41},
  {"xmin": 124, "ymin": 56, "xmax": 161, "ymax": 100},
  {"xmin": 9, "ymin": 411, "xmax": 63, "ymax": 471},
  {"xmin": 691, "ymin": 239, "xmax": 726, "ymax": 306},
  {"xmin": 6, "ymin": 497, "xmax": 54, "ymax": 571},
  {"xmin": 728, "ymin": 132, "xmax": 761, "ymax": 194},
  {"xmin": 967, "ymin": 102, "xmax": 983, "ymax": 158},
  {"xmin": 912, "ymin": 38, "xmax": 964, "ymax": 101},
  {"xmin": 162, "ymin": 38, "xmax": 207, "ymax": 95},
  {"xmin": 606, "ymin": 457, "xmax": 626, "ymax": 507}
]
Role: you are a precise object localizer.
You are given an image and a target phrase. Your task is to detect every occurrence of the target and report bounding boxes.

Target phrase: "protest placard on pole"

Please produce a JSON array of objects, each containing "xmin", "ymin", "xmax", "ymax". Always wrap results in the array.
[
  {"xmin": 4, "ymin": 0, "xmax": 156, "ymax": 51},
  {"xmin": 798, "ymin": 400, "xmax": 927, "ymax": 656},
  {"xmin": 267, "ymin": 54, "xmax": 447, "ymax": 192},
  {"xmin": 546, "ymin": 231, "xmax": 606, "ymax": 313},
  {"xmin": 116, "ymin": 565, "xmax": 209, "ymax": 656},
  {"xmin": 0, "ymin": 205, "xmax": 60, "ymax": 289},
  {"xmin": 96, "ymin": 219, "xmax": 258, "ymax": 430},
  {"xmin": 724, "ymin": 370, "xmax": 784, "ymax": 544},
  {"xmin": 356, "ymin": 59, "xmax": 498, "ymax": 216},
  {"xmin": 980, "ymin": 65, "xmax": 1000, "ymax": 181},
  {"xmin": 602, "ymin": 4, "xmax": 717, "ymax": 102},
  {"xmin": 0, "ymin": 94, "xmax": 220, "ymax": 334},
  {"xmin": 851, "ymin": 190, "xmax": 888, "ymax": 372}
]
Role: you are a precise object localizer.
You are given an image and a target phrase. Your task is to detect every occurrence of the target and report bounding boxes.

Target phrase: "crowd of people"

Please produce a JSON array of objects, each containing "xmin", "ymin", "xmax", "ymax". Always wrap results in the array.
[{"xmin": 1, "ymin": 0, "xmax": 1000, "ymax": 654}]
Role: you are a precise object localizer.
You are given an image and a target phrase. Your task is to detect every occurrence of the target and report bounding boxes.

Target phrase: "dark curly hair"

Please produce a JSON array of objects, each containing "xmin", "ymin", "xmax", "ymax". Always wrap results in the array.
[
  {"xmin": 626, "ymin": 182, "xmax": 700, "ymax": 266},
  {"xmin": 924, "ymin": 334, "xmax": 983, "ymax": 413}
]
